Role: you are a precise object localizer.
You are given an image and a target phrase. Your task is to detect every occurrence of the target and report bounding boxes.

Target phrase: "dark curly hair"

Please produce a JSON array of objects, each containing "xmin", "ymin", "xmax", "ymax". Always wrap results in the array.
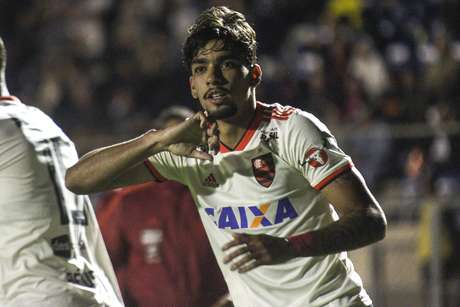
[{"xmin": 182, "ymin": 6, "xmax": 257, "ymax": 72}]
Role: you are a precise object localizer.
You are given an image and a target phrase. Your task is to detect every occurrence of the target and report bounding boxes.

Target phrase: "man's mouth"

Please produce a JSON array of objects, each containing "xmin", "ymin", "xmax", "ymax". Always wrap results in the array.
[
  {"xmin": 210, "ymin": 92, "xmax": 226, "ymax": 100},
  {"xmin": 205, "ymin": 89, "xmax": 229, "ymax": 104}
]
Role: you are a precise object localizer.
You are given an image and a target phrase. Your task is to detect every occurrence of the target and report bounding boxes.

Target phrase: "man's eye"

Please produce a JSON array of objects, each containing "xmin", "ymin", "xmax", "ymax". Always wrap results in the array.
[
  {"xmin": 222, "ymin": 61, "xmax": 237, "ymax": 69},
  {"xmin": 194, "ymin": 66, "xmax": 206, "ymax": 74}
]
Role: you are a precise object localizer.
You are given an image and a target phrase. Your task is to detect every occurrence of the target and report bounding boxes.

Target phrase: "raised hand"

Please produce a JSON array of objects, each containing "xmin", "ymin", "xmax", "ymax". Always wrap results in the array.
[
  {"xmin": 222, "ymin": 233, "xmax": 297, "ymax": 273},
  {"xmin": 161, "ymin": 111, "xmax": 219, "ymax": 160}
]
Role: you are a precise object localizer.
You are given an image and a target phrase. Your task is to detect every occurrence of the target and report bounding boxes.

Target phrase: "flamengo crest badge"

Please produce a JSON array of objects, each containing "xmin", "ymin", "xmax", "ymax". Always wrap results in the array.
[
  {"xmin": 299, "ymin": 147, "xmax": 328, "ymax": 168},
  {"xmin": 251, "ymin": 153, "xmax": 275, "ymax": 188}
]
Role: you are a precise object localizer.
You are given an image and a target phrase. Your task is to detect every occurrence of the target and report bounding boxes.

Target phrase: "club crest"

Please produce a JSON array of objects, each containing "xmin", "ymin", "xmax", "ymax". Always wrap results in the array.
[
  {"xmin": 252, "ymin": 153, "xmax": 275, "ymax": 187},
  {"xmin": 300, "ymin": 147, "xmax": 328, "ymax": 168}
]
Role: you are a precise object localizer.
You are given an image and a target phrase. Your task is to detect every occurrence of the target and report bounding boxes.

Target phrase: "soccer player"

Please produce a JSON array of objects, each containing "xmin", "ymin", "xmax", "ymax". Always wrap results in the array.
[
  {"xmin": 0, "ymin": 37, "xmax": 123, "ymax": 307},
  {"xmin": 97, "ymin": 106, "xmax": 228, "ymax": 307},
  {"xmin": 66, "ymin": 6, "xmax": 387, "ymax": 307}
]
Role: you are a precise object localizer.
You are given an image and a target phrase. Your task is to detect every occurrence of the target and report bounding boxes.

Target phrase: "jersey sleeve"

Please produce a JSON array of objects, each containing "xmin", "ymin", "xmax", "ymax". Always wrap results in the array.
[
  {"xmin": 282, "ymin": 110, "xmax": 353, "ymax": 190},
  {"xmin": 144, "ymin": 151, "xmax": 188, "ymax": 185}
]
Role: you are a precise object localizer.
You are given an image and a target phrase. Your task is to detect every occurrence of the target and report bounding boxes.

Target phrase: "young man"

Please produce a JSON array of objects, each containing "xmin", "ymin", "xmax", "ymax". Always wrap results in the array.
[
  {"xmin": 97, "ymin": 106, "xmax": 228, "ymax": 307},
  {"xmin": 0, "ymin": 37, "xmax": 123, "ymax": 307},
  {"xmin": 66, "ymin": 6, "xmax": 387, "ymax": 307}
]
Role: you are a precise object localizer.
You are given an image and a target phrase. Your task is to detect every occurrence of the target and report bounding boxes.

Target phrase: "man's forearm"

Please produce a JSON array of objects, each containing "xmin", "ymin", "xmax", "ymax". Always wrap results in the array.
[
  {"xmin": 288, "ymin": 207, "xmax": 386, "ymax": 257},
  {"xmin": 65, "ymin": 129, "xmax": 164, "ymax": 194}
]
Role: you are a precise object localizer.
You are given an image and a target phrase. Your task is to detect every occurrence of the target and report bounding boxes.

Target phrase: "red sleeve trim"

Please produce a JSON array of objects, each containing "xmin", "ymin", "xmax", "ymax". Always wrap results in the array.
[
  {"xmin": 313, "ymin": 162, "xmax": 352, "ymax": 190},
  {"xmin": 143, "ymin": 160, "xmax": 167, "ymax": 182}
]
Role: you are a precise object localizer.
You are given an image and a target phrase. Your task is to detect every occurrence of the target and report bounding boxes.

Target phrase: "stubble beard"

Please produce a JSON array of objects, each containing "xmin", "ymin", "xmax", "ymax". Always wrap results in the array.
[{"xmin": 205, "ymin": 103, "xmax": 237, "ymax": 120}]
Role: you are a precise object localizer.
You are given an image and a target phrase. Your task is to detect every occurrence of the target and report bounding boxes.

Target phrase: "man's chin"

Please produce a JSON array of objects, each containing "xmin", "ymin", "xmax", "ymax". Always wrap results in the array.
[{"xmin": 207, "ymin": 104, "xmax": 237, "ymax": 120}]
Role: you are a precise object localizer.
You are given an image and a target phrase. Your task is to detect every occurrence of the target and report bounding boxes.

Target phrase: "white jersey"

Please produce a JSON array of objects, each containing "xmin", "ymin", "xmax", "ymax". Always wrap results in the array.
[
  {"xmin": 0, "ymin": 96, "xmax": 123, "ymax": 307},
  {"xmin": 146, "ymin": 102, "xmax": 372, "ymax": 307}
]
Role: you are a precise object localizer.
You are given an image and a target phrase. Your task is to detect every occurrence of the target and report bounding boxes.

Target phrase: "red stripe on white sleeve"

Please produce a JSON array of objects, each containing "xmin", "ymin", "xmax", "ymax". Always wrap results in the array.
[
  {"xmin": 0, "ymin": 96, "xmax": 21, "ymax": 103},
  {"xmin": 143, "ymin": 160, "xmax": 167, "ymax": 182},
  {"xmin": 313, "ymin": 162, "xmax": 352, "ymax": 190}
]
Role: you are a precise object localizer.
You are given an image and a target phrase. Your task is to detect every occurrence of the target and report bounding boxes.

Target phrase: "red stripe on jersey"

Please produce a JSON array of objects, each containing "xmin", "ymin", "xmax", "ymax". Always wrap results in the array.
[
  {"xmin": 313, "ymin": 163, "xmax": 352, "ymax": 190},
  {"xmin": 143, "ymin": 160, "xmax": 167, "ymax": 182},
  {"xmin": 219, "ymin": 142, "xmax": 231, "ymax": 153},
  {"xmin": 0, "ymin": 96, "xmax": 20, "ymax": 103},
  {"xmin": 271, "ymin": 115, "xmax": 290, "ymax": 121},
  {"xmin": 271, "ymin": 106, "xmax": 295, "ymax": 120},
  {"xmin": 272, "ymin": 106, "xmax": 295, "ymax": 116},
  {"xmin": 272, "ymin": 109, "xmax": 294, "ymax": 116}
]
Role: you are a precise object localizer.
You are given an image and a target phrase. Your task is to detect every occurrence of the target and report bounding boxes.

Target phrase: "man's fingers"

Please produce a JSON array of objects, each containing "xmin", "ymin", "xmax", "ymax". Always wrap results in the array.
[
  {"xmin": 229, "ymin": 250, "xmax": 262, "ymax": 272},
  {"xmin": 223, "ymin": 245, "xmax": 249, "ymax": 264},
  {"xmin": 189, "ymin": 149, "xmax": 213, "ymax": 161},
  {"xmin": 201, "ymin": 129, "xmax": 208, "ymax": 145},
  {"xmin": 192, "ymin": 112, "xmax": 220, "ymax": 154},
  {"xmin": 222, "ymin": 234, "xmax": 272, "ymax": 272},
  {"xmin": 166, "ymin": 111, "xmax": 221, "ymax": 159},
  {"xmin": 207, "ymin": 122, "xmax": 218, "ymax": 136},
  {"xmin": 204, "ymin": 120, "xmax": 219, "ymax": 154},
  {"xmin": 222, "ymin": 234, "xmax": 250, "ymax": 251},
  {"xmin": 197, "ymin": 112, "xmax": 207, "ymax": 129},
  {"xmin": 222, "ymin": 234, "xmax": 295, "ymax": 273},
  {"xmin": 237, "ymin": 259, "xmax": 260, "ymax": 273},
  {"xmin": 208, "ymin": 135, "xmax": 220, "ymax": 154},
  {"xmin": 232, "ymin": 233, "xmax": 252, "ymax": 243},
  {"xmin": 229, "ymin": 253, "xmax": 253, "ymax": 270}
]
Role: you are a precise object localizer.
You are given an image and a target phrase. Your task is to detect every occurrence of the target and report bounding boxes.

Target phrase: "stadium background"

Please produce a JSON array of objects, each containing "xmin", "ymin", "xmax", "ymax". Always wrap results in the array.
[{"xmin": 1, "ymin": 1, "xmax": 460, "ymax": 306}]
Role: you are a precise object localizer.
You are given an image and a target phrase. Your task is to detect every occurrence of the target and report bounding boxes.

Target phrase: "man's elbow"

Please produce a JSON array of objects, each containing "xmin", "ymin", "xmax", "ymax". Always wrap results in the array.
[
  {"xmin": 372, "ymin": 211, "xmax": 387, "ymax": 243},
  {"xmin": 65, "ymin": 166, "xmax": 90, "ymax": 195}
]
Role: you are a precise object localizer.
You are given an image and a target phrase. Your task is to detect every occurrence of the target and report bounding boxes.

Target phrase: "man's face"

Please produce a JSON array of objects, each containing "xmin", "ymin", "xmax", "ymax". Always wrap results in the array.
[{"xmin": 189, "ymin": 39, "xmax": 253, "ymax": 120}]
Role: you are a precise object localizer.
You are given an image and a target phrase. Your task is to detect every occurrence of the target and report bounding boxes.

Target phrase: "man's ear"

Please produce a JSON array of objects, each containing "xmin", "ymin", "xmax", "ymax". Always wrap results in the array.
[
  {"xmin": 250, "ymin": 64, "xmax": 262, "ymax": 86},
  {"xmin": 189, "ymin": 76, "xmax": 198, "ymax": 99}
]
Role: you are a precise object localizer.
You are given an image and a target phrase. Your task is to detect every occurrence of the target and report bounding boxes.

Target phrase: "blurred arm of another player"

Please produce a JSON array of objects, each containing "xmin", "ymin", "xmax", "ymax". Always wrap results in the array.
[
  {"xmin": 222, "ymin": 167, "xmax": 387, "ymax": 273},
  {"xmin": 65, "ymin": 112, "xmax": 219, "ymax": 194}
]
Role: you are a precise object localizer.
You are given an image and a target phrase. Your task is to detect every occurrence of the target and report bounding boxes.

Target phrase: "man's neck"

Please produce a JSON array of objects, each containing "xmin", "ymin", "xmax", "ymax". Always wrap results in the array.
[
  {"xmin": 0, "ymin": 80, "xmax": 9, "ymax": 96},
  {"xmin": 217, "ymin": 100, "xmax": 257, "ymax": 150}
]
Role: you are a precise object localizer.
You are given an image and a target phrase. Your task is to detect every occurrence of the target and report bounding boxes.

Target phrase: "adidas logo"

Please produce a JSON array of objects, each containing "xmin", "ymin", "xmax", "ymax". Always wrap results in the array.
[{"xmin": 203, "ymin": 173, "xmax": 218, "ymax": 187}]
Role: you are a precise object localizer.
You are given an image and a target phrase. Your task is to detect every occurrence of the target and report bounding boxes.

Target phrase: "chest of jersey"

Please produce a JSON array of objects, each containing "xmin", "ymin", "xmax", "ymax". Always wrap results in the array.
[
  {"xmin": 190, "ymin": 138, "xmax": 324, "ymax": 234},
  {"xmin": 148, "ymin": 103, "xmax": 347, "ymax": 235}
]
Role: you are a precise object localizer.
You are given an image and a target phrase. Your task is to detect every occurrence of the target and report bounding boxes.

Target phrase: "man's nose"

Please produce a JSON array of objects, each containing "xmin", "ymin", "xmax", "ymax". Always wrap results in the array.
[{"xmin": 206, "ymin": 65, "xmax": 225, "ymax": 85}]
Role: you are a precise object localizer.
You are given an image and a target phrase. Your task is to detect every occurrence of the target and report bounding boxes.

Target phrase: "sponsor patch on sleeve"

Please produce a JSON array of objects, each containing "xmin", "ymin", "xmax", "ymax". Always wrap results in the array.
[{"xmin": 299, "ymin": 147, "xmax": 328, "ymax": 168}]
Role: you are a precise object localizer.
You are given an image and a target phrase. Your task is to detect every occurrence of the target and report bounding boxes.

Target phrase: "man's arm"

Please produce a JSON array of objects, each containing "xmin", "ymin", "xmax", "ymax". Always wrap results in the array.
[
  {"xmin": 222, "ymin": 167, "xmax": 387, "ymax": 273},
  {"xmin": 65, "ymin": 112, "xmax": 219, "ymax": 194},
  {"xmin": 288, "ymin": 167, "xmax": 387, "ymax": 256}
]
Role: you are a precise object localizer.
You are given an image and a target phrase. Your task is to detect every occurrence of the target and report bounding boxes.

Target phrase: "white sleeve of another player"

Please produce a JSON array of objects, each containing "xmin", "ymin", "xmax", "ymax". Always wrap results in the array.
[{"xmin": 283, "ymin": 110, "xmax": 353, "ymax": 190}]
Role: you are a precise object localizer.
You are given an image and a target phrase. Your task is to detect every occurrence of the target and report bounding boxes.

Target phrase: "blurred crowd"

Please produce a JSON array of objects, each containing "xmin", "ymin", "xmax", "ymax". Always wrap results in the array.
[{"xmin": 1, "ymin": 0, "xmax": 460, "ymax": 208}]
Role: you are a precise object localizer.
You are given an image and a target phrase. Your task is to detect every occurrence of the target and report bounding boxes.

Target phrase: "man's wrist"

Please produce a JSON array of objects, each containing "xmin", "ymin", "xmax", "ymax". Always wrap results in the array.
[
  {"xmin": 287, "ymin": 232, "xmax": 315, "ymax": 257},
  {"xmin": 143, "ymin": 129, "xmax": 168, "ymax": 154}
]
